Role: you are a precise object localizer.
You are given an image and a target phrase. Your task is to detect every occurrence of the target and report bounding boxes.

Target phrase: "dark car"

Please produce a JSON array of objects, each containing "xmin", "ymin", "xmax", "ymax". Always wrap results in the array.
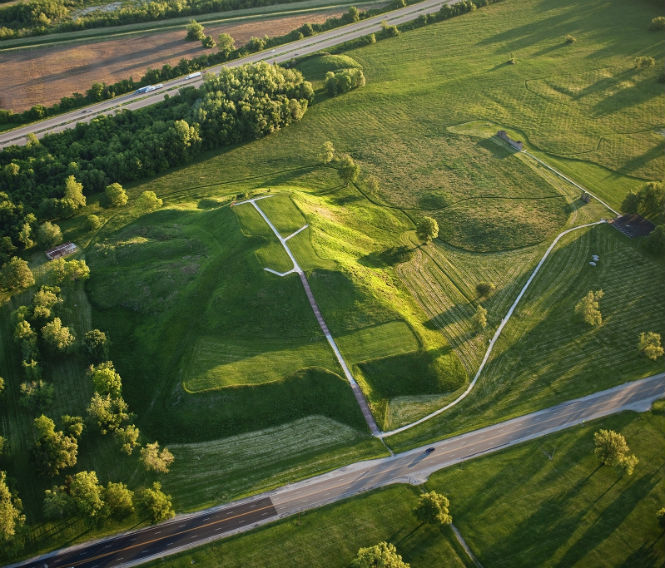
[{"xmin": 425, "ymin": 447, "xmax": 435, "ymax": 454}]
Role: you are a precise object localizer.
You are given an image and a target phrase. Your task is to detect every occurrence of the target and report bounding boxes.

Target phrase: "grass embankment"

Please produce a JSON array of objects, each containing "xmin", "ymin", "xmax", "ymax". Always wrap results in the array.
[{"xmin": 148, "ymin": 409, "xmax": 665, "ymax": 567}]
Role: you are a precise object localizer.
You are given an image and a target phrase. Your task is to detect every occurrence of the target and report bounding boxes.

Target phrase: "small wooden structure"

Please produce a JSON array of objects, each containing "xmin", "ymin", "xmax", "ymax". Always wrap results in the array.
[
  {"xmin": 45, "ymin": 242, "xmax": 78, "ymax": 260},
  {"xmin": 496, "ymin": 130, "xmax": 523, "ymax": 151}
]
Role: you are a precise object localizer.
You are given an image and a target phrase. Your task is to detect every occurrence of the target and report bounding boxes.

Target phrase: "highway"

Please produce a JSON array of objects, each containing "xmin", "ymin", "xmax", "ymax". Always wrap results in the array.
[
  {"xmin": 0, "ymin": 0, "xmax": 457, "ymax": 150},
  {"xmin": 9, "ymin": 373, "xmax": 664, "ymax": 568}
]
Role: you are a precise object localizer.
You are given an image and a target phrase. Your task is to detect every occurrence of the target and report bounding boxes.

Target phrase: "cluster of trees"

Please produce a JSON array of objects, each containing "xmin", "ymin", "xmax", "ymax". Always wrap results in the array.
[
  {"xmin": 44, "ymin": 475, "xmax": 174, "ymax": 523},
  {"xmin": 12, "ymin": 272, "xmax": 89, "ymax": 410},
  {"xmin": 0, "ymin": 174, "xmax": 89, "ymax": 267},
  {"xmin": 1, "ymin": 258, "xmax": 178, "ymax": 540},
  {"xmin": 0, "ymin": 64, "xmax": 312, "ymax": 260},
  {"xmin": 0, "ymin": 4, "xmax": 366, "ymax": 125},
  {"xmin": 324, "ymin": 68, "xmax": 366, "ymax": 96}
]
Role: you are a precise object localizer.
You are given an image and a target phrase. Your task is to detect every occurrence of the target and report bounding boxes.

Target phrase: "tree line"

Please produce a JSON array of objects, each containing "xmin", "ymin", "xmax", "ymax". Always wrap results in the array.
[
  {"xmin": 0, "ymin": 0, "xmax": 301, "ymax": 39},
  {"xmin": 0, "ymin": 0, "xmax": 502, "ymax": 126},
  {"xmin": 0, "ymin": 63, "xmax": 313, "ymax": 261},
  {"xmin": 1, "ymin": 256, "xmax": 177, "ymax": 545}
]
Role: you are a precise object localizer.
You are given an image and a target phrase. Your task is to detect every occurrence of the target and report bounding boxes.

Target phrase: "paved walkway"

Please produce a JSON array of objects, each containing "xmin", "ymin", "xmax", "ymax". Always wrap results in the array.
[
  {"xmin": 235, "ymin": 196, "xmax": 380, "ymax": 436},
  {"xmin": 522, "ymin": 150, "xmax": 619, "ymax": 216}
]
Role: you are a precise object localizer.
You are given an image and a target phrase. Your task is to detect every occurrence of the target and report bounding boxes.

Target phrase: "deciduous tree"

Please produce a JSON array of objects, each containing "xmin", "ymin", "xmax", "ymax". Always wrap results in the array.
[
  {"xmin": 639, "ymin": 331, "xmax": 664, "ymax": 361},
  {"xmin": 86, "ymin": 214, "xmax": 102, "ymax": 231},
  {"xmin": 69, "ymin": 470, "xmax": 105, "ymax": 519},
  {"xmin": 135, "ymin": 191, "xmax": 163, "ymax": 213},
  {"xmin": 88, "ymin": 362, "xmax": 122, "ymax": 397},
  {"xmin": 63, "ymin": 175, "xmax": 86, "ymax": 209},
  {"xmin": 115, "ymin": 424, "xmax": 140, "ymax": 455},
  {"xmin": 41, "ymin": 317, "xmax": 76, "ymax": 352},
  {"xmin": 32, "ymin": 415, "xmax": 79, "ymax": 476},
  {"xmin": 0, "ymin": 257, "xmax": 34, "ymax": 291},
  {"xmin": 351, "ymin": 542, "xmax": 409, "ymax": 568},
  {"xmin": 84, "ymin": 329, "xmax": 110, "ymax": 362},
  {"xmin": 321, "ymin": 141, "xmax": 335, "ymax": 164},
  {"xmin": 185, "ymin": 19, "xmax": 204, "ymax": 41},
  {"xmin": 476, "ymin": 282, "xmax": 496, "ymax": 298},
  {"xmin": 105, "ymin": 183, "xmax": 128, "ymax": 207},
  {"xmin": 140, "ymin": 441, "xmax": 175, "ymax": 473},
  {"xmin": 217, "ymin": 33, "xmax": 235, "ymax": 57},
  {"xmin": 0, "ymin": 471, "xmax": 25, "ymax": 542},
  {"xmin": 575, "ymin": 290, "xmax": 604, "ymax": 327},
  {"xmin": 337, "ymin": 154, "xmax": 359, "ymax": 185},
  {"xmin": 37, "ymin": 221, "xmax": 63, "ymax": 249},
  {"xmin": 594, "ymin": 429, "xmax": 639, "ymax": 475},
  {"xmin": 104, "ymin": 482, "xmax": 134, "ymax": 519},
  {"xmin": 414, "ymin": 490, "xmax": 452, "ymax": 526},
  {"xmin": 135, "ymin": 482, "xmax": 174, "ymax": 523},
  {"xmin": 416, "ymin": 217, "xmax": 439, "ymax": 243},
  {"xmin": 87, "ymin": 393, "xmax": 130, "ymax": 434}
]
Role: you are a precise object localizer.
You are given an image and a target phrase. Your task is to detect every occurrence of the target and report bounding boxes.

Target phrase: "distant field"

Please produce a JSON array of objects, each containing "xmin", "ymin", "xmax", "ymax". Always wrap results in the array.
[
  {"xmin": 0, "ymin": 6, "xmax": 347, "ymax": 111},
  {"xmin": 148, "ymin": 409, "xmax": 665, "ymax": 568}
]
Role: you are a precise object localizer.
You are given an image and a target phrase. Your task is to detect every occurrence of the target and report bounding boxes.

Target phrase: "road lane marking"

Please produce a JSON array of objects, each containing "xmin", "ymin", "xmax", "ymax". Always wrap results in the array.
[{"xmin": 60, "ymin": 501, "xmax": 276, "ymax": 567}]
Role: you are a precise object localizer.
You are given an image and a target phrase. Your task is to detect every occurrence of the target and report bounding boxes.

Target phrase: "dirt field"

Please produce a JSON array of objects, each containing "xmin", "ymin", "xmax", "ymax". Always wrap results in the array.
[{"xmin": 0, "ymin": 10, "xmax": 343, "ymax": 112}]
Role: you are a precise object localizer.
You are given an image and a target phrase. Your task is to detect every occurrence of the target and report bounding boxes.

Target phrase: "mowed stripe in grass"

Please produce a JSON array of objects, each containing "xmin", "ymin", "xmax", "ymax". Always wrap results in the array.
[
  {"xmin": 183, "ymin": 336, "xmax": 337, "ymax": 391},
  {"xmin": 163, "ymin": 415, "xmax": 384, "ymax": 510},
  {"xmin": 336, "ymin": 320, "xmax": 419, "ymax": 364},
  {"xmin": 389, "ymin": 224, "xmax": 665, "ymax": 451}
]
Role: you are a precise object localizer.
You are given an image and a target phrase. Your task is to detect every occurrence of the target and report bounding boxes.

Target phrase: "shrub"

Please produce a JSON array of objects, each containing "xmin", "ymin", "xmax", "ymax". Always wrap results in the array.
[
  {"xmin": 565, "ymin": 34, "xmax": 576, "ymax": 43},
  {"xmin": 635, "ymin": 56, "xmax": 656, "ymax": 69},
  {"xmin": 649, "ymin": 16, "xmax": 665, "ymax": 31}
]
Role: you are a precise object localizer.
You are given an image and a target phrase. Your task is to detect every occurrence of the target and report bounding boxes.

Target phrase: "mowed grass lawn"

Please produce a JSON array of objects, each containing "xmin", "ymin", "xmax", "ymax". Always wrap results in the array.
[
  {"xmin": 148, "ymin": 409, "xmax": 665, "ymax": 568},
  {"xmin": 390, "ymin": 223, "xmax": 665, "ymax": 451}
]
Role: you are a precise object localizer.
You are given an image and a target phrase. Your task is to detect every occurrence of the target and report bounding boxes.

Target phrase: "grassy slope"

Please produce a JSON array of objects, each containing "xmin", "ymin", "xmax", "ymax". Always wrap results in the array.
[
  {"xmin": 148, "ymin": 409, "xmax": 665, "ymax": 568},
  {"xmin": 389, "ymin": 223, "xmax": 665, "ymax": 451}
]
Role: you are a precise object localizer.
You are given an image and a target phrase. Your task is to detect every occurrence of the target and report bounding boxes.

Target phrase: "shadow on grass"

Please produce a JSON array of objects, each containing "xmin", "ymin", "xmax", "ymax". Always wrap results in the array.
[
  {"xmin": 358, "ymin": 246, "xmax": 415, "ymax": 268},
  {"xmin": 554, "ymin": 472, "xmax": 659, "ymax": 568}
]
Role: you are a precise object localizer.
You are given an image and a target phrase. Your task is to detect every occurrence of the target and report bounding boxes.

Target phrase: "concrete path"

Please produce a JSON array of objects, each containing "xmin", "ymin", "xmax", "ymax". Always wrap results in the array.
[
  {"xmin": 382, "ymin": 220, "xmax": 607, "ymax": 437},
  {"xmin": 12, "ymin": 373, "xmax": 663, "ymax": 568},
  {"xmin": 235, "ymin": 196, "xmax": 380, "ymax": 436},
  {"xmin": 522, "ymin": 150, "xmax": 619, "ymax": 217}
]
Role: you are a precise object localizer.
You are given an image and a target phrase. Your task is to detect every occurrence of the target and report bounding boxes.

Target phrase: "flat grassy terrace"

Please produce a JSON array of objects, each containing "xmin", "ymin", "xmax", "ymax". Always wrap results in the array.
[{"xmin": 147, "ymin": 408, "xmax": 665, "ymax": 567}]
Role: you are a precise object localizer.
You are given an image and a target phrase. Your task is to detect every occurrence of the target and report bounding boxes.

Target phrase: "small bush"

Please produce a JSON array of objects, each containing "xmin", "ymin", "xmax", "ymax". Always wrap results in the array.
[
  {"xmin": 649, "ymin": 16, "xmax": 665, "ymax": 31},
  {"xmin": 565, "ymin": 34, "xmax": 576, "ymax": 43},
  {"xmin": 635, "ymin": 56, "xmax": 656, "ymax": 69}
]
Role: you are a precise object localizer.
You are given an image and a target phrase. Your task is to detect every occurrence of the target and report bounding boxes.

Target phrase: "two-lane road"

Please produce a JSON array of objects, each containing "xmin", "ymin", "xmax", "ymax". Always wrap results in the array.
[
  {"xmin": 0, "ymin": 0, "xmax": 458, "ymax": 149},
  {"xmin": 10, "ymin": 373, "xmax": 664, "ymax": 568}
]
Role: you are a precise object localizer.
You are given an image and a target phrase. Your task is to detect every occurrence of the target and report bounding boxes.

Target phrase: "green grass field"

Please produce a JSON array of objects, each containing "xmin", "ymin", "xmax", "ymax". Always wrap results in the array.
[
  {"xmin": 389, "ymin": 223, "xmax": 665, "ymax": 451},
  {"xmin": 147, "ymin": 408, "xmax": 665, "ymax": 567},
  {"xmin": 1, "ymin": 0, "xmax": 663, "ymax": 562}
]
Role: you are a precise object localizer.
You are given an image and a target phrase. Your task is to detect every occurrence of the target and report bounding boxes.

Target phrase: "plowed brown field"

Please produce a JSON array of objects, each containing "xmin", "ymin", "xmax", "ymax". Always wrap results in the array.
[{"xmin": 0, "ymin": 10, "xmax": 342, "ymax": 112}]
